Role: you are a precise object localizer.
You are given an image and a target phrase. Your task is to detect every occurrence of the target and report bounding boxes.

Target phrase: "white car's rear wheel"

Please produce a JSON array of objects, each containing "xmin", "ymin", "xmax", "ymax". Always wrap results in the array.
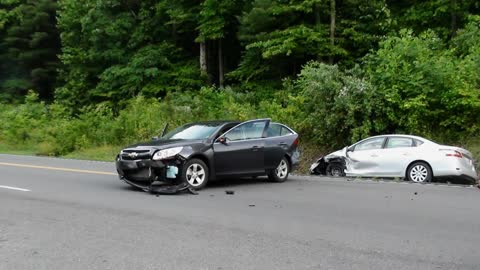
[{"xmin": 407, "ymin": 162, "xmax": 432, "ymax": 183}]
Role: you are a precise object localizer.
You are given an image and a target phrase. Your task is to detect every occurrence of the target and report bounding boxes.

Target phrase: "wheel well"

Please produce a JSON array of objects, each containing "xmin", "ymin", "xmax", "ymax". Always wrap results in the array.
[
  {"xmin": 405, "ymin": 160, "xmax": 433, "ymax": 178},
  {"xmin": 188, "ymin": 154, "xmax": 211, "ymax": 172},
  {"xmin": 284, "ymin": 154, "xmax": 292, "ymax": 168}
]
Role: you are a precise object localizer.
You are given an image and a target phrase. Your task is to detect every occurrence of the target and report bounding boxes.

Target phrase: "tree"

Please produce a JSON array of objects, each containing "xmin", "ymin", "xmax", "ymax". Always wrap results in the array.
[
  {"xmin": 387, "ymin": 0, "xmax": 480, "ymax": 40},
  {"xmin": 56, "ymin": 0, "xmax": 204, "ymax": 108},
  {"xmin": 197, "ymin": 0, "xmax": 248, "ymax": 87},
  {"xmin": 0, "ymin": 0, "xmax": 60, "ymax": 101},
  {"xmin": 231, "ymin": 0, "xmax": 390, "ymax": 87}
]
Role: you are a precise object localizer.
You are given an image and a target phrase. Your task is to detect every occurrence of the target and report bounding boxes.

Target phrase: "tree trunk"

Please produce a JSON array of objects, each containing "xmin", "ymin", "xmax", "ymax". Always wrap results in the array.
[
  {"xmin": 450, "ymin": 0, "xmax": 458, "ymax": 38},
  {"xmin": 200, "ymin": 42, "xmax": 207, "ymax": 75},
  {"xmin": 315, "ymin": 4, "xmax": 321, "ymax": 60},
  {"xmin": 218, "ymin": 39, "xmax": 224, "ymax": 88},
  {"xmin": 329, "ymin": 0, "xmax": 336, "ymax": 65}
]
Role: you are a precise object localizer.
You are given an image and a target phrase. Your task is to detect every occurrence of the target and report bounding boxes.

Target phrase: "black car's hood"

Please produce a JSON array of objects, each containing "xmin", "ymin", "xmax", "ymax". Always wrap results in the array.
[{"xmin": 124, "ymin": 139, "xmax": 206, "ymax": 150}]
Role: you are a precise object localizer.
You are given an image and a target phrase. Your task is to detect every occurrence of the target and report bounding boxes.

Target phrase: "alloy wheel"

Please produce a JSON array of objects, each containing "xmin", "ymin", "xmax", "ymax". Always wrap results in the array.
[
  {"xmin": 331, "ymin": 167, "xmax": 343, "ymax": 177},
  {"xmin": 186, "ymin": 163, "xmax": 206, "ymax": 187},
  {"xmin": 409, "ymin": 165, "xmax": 428, "ymax": 183},
  {"xmin": 276, "ymin": 159, "xmax": 289, "ymax": 179}
]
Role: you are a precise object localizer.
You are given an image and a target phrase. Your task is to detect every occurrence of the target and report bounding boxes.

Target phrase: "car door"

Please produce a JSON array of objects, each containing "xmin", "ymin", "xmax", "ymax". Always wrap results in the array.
[
  {"xmin": 377, "ymin": 136, "xmax": 416, "ymax": 177},
  {"xmin": 346, "ymin": 136, "xmax": 386, "ymax": 176},
  {"xmin": 213, "ymin": 119, "xmax": 269, "ymax": 176},
  {"xmin": 263, "ymin": 123, "xmax": 298, "ymax": 170}
]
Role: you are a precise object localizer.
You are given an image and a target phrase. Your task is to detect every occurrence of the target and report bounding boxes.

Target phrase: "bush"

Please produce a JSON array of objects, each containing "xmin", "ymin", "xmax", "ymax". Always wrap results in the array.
[{"xmin": 364, "ymin": 29, "xmax": 480, "ymax": 143}]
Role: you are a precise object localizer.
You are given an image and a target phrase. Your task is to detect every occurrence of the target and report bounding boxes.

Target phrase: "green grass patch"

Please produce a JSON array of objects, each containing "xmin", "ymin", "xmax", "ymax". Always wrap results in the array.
[
  {"xmin": 0, "ymin": 143, "xmax": 38, "ymax": 156},
  {"xmin": 62, "ymin": 145, "xmax": 122, "ymax": 162}
]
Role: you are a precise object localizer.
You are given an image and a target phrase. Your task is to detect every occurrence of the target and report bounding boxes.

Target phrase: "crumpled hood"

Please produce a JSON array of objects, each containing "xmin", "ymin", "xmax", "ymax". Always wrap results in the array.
[
  {"xmin": 124, "ymin": 139, "xmax": 205, "ymax": 151},
  {"xmin": 323, "ymin": 147, "xmax": 348, "ymax": 161}
]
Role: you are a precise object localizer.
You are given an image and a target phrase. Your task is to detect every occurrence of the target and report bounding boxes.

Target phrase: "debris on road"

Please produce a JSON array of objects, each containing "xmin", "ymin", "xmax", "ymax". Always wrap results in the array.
[
  {"xmin": 149, "ymin": 182, "xmax": 198, "ymax": 195},
  {"xmin": 249, "ymin": 204, "xmax": 255, "ymax": 207},
  {"xmin": 414, "ymin": 192, "xmax": 418, "ymax": 195},
  {"xmin": 225, "ymin": 190, "xmax": 235, "ymax": 195}
]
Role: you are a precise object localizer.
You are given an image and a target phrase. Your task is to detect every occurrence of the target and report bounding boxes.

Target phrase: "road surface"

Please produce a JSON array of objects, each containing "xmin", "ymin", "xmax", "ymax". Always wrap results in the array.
[{"xmin": 0, "ymin": 154, "xmax": 479, "ymax": 270}]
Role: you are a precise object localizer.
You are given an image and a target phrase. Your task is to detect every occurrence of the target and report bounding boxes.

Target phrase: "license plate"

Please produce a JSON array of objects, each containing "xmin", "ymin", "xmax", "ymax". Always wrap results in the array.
[{"xmin": 122, "ymin": 161, "xmax": 138, "ymax": 169}]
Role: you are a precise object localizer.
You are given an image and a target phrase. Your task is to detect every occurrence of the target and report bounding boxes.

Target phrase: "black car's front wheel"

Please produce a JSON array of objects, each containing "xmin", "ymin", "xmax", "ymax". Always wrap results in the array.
[
  {"xmin": 268, "ymin": 157, "xmax": 290, "ymax": 182},
  {"xmin": 182, "ymin": 158, "xmax": 209, "ymax": 189}
]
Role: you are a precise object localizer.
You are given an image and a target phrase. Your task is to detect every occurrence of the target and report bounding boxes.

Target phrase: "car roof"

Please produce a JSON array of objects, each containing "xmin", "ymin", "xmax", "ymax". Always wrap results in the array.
[
  {"xmin": 362, "ymin": 134, "xmax": 436, "ymax": 144},
  {"xmin": 189, "ymin": 120, "xmax": 240, "ymax": 126}
]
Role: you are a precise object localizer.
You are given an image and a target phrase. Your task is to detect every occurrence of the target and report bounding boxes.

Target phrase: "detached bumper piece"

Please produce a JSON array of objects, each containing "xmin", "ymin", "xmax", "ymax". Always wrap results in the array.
[{"xmin": 148, "ymin": 182, "xmax": 198, "ymax": 195}]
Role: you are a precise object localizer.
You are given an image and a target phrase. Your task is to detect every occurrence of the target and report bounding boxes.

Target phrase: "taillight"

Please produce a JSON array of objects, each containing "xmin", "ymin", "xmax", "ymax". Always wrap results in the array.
[
  {"xmin": 293, "ymin": 138, "xmax": 299, "ymax": 146},
  {"xmin": 444, "ymin": 150, "xmax": 462, "ymax": 158}
]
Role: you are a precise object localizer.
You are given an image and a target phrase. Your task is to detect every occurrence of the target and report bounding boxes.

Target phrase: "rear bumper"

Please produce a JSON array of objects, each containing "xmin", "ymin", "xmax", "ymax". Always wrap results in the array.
[{"xmin": 433, "ymin": 162, "xmax": 478, "ymax": 183}]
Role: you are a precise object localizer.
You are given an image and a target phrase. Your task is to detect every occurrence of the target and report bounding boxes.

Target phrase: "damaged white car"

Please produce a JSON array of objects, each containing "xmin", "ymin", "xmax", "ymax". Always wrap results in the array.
[{"xmin": 310, "ymin": 135, "xmax": 478, "ymax": 184}]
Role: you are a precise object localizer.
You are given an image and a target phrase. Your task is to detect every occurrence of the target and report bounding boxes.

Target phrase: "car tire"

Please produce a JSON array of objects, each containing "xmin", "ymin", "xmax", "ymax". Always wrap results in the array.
[
  {"xmin": 268, "ymin": 157, "xmax": 290, "ymax": 182},
  {"xmin": 182, "ymin": 158, "xmax": 209, "ymax": 190},
  {"xmin": 326, "ymin": 163, "xmax": 345, "ymax": 177},
  {"xmin": 406, "ymin": 161, "xmax": 432, "ymax": 183}
]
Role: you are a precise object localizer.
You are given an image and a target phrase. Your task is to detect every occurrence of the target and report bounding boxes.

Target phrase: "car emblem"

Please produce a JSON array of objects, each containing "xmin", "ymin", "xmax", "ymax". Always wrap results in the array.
[{"xmin": 128, "ymin": 152, "xmax": 138, "ymax": 158}]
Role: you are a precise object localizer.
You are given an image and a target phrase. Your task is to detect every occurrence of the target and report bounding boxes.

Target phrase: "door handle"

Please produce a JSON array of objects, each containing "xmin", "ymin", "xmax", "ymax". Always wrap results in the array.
[
  {"xmin": 370, "ymin": 154, "xmax": 378, "ymax": 157},
  {"xmin": 251, "ymin": 146, "xmax": 263, "ymax": 151},
  {"xmin": 278, "ymin": 142, "xmax": 288, "ymax": 146}
]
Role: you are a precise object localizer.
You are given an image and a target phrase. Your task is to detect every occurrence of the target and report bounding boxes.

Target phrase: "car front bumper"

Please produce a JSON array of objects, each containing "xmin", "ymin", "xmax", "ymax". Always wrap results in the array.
[{"xmin": 116, "ymin": 157, "xmax": 183, "ymax": 188}]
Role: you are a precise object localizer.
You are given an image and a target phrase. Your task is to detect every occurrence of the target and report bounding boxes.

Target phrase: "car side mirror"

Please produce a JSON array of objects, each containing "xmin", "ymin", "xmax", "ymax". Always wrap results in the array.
[{"xmin": 217, "ymin": 137, "xmax": 227, "ymax": 144}]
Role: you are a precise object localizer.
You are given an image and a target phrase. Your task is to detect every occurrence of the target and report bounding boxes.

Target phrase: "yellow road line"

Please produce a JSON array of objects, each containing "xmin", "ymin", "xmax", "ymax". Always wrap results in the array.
[{"xmin": 0, "ymin": 162, "xmax": 117, "ymax": 176}]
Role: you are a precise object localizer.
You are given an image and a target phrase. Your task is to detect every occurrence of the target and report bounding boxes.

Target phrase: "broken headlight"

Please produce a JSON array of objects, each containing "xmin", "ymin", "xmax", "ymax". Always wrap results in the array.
[{"xmin": 152, "ymin": 147, "xmax": 183, "ymax": 160}]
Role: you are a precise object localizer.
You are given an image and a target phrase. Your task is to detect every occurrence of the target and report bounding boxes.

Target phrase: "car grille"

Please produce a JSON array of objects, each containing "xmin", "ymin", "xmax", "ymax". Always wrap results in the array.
[
  {"xmin": 121, "ymin": 149, "xmax": 152, "ymax": 160},
  {"xmin": 124, "ymin": 168, "xmax": 152, "ymax": 181}
]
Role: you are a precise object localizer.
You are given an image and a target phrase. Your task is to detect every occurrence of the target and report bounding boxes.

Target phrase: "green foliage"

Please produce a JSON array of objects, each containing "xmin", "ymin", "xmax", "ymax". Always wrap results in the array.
[
  {"xmin": 365, "ymin": 29, "xmax": 480, "ymax": 142},
  {"xmin": 0, "ymin": 0, "xmax": 480, "ymax": 164},
  {"xmin": 0, "ymin": 0, "xmax": 60, "ymax": 101},
  {"xmin": 291, "ymin": 62, "xmax": 382, "ymax": 148}
]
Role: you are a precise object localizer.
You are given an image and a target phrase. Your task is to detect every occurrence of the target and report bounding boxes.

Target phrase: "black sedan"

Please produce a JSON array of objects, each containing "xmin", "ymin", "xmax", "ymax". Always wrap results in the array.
[{"xmin": 116, "ymin": 119, "xmax": 300, "ymax": 190}]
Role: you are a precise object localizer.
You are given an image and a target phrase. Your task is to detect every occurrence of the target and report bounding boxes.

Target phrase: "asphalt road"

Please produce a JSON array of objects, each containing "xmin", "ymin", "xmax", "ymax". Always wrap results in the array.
[{"xmin": 0, "ymin": 154, "xmax": 479, "ymax": 270}]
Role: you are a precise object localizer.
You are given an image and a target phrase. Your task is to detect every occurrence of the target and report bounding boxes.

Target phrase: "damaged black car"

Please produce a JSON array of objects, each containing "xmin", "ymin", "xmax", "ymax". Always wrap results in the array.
[{"xmin": 116, "ymin": 119, "xmax": 300, "ymax": 190}]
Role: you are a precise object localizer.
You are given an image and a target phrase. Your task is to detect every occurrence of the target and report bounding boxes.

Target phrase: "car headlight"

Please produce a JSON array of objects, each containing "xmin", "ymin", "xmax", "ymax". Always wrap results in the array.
[{"xmin": 152, "ymin": 147, "xmax": 183, "ymax": 160}]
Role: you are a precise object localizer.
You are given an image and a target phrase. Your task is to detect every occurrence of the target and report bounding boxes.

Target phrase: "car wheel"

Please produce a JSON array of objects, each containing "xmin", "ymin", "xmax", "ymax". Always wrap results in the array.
[
  {"xmin": 407, "ymin": 162, "xmax": 432, "ymax": 183},
  {"xmin": 182, "ymin": 158, "xmax": 209, "ymax": 189},
  {"xmin": 326, "ymin": 163, "xmax": 345, "ymax": 177},
  {"xmin": 268, "ymin": 157, "xmax": 290, "ymax": 182}
]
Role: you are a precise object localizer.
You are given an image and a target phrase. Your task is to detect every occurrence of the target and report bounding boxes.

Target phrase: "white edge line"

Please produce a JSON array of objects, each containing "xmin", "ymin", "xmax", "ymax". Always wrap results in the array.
[{"xmin": 0, "ymin": 185, "xmax": 31, "ymax": 192}]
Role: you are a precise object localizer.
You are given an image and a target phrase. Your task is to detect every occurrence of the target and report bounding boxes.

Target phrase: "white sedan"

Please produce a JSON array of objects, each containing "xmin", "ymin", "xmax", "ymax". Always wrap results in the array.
[{"xmin": 310, "ymin": 135, "xmax": 478, "ymax": 184}]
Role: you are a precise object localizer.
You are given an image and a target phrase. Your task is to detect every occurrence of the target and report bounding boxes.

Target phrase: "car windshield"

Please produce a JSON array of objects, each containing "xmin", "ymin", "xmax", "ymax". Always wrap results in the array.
[{"xmin": 162, "ymin": 123, "xmax": 221, "ymax": 140}]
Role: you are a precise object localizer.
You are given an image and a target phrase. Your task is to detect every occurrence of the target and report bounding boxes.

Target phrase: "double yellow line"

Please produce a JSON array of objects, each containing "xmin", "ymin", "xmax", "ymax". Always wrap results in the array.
[{"xmin": 0, "ymin": 162, "xmax": 117, "ymax": 176}]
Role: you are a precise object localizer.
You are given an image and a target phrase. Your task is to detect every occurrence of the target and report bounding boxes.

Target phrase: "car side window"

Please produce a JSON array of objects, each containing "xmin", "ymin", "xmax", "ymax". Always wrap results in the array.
[
  {"xmin": 386, "ymin": 137, "xmax": 414, "ymax": 149},
  {"xmin": 215, "ymin": 124, "xmax": 237, "ymax": 140},
  {"xmin": 280, "ymin": 126, "xmax": 293, "ymax": 136},
  {"xmin": 354, "ymin": 137, "xmax": 385, "ymax": 151},
  {"xmin": 414, "ymin": 139, "xmax": 424, "ymax": 146},
  {"xmin": 225, "ymin": 121, "xmax": 267, "ymax": 141},
  {"xmin": 266, "ymin": 124, "xmax": 282, "ymax": 137}
]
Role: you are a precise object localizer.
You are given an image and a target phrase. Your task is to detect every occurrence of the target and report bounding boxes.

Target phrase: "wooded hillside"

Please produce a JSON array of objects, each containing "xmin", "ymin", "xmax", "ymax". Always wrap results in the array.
[{"xmin": 0, "ymin": 0, "xmax": 479, "ymax": 160}]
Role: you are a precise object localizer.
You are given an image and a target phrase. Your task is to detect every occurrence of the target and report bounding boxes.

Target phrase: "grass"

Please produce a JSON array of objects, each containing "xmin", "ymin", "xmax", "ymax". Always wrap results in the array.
[
  {"xmin": 0, "ymin": 141, "xmax": 121, "ymax": 162},
  {"xmin": 0, "ymin": 144, "xmax": 38, "ymax": 156},
  {"xmin": 62, "ymin": 145, "xmax": 122, "ymax": 162}
]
